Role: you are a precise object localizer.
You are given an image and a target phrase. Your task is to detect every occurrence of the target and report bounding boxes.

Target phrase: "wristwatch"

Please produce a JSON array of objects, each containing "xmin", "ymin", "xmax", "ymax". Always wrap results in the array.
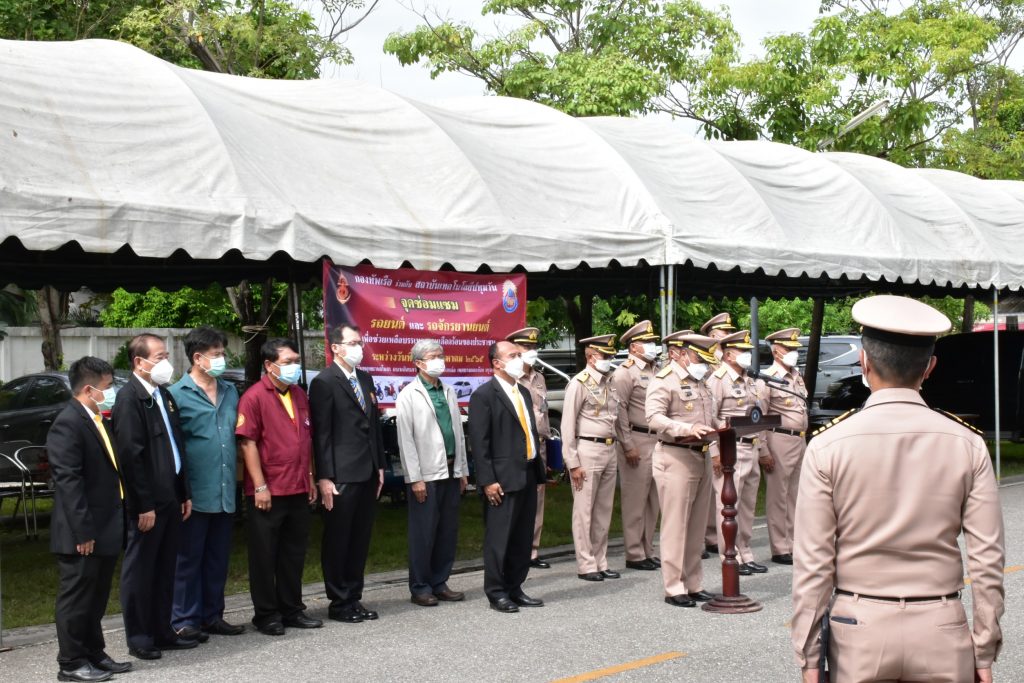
[{"xmin": 254, "ymin": 484, "xmax": 268, "ymax": 493}]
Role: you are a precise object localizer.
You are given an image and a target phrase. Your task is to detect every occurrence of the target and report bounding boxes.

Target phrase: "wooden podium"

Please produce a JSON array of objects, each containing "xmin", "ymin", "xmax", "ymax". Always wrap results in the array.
[{"xmin": 702, "ymin": 410, "xmax": 780, "ymax": 614}]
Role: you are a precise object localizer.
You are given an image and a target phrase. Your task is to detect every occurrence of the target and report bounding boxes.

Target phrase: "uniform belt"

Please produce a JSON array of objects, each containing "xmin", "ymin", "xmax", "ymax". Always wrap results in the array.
[
  {"xmin": 659, "ymin": 440, "xmax": 709, "ymax": 453},
  {"xmin": 738, "ymin": 436, "xmax": 758, "ymax": 445},
  {"xmin": 770, "ymin": 427, "xmax": 806, "ymax": 438},
  {"xmin": 835, "ymin": 589, "xmax": 960, "ymax": 603},
  {"xmin": 579, "ymin": 436, "xmax": 615, "ymax": 445},
  {"xmin": 630, "ymin": 424, "xmax": 655, "ymax": 434}
]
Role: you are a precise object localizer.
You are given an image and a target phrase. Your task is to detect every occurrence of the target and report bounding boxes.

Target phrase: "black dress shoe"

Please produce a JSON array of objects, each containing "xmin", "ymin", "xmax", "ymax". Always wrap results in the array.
[
  {"xmin": 257, "ymin": 621, "xmax": 285, "ymax": 636},
  {"xmin": 175, "ymin": 626, "xmax": 210, "ymax": 643},
  {"xmin": 701, "ymin": 550, "xmax": 710, "ymax": 559},
  {"xmin": 328, "ymin": 608, "xmax": 363, "ymax": 623},
  {"xmin": 705, "ymin": 543, "xmax": 719, "ymax": 554},
  {"xmin": 600, "ymin": 569, "xmax": 621, "ymax": 579},
  {"xmin": 58, "ymin": 664, "xmax": 112, "ymax": 682},
  {"xmin": 664, "ymin": 595, "xmax": 696, "ymax": 607},
  {"xmin": 650, "ymin": 556, "xmax": 662, "ymax": 568},
  {"xmin": 128, "ymin": 646, "xmax": 162, "ymax": 660},
  {"xmin": 745, "ymin": 561, "xmax": 769, "ymax": 573},
  {"xmin": 434, "ymin": 588, "xmax": 465, "ymax": 602},
  {"xmin": 283, "ymin": 613, "xmax": 323, "ymax": 629},
  {"xmin": 771, "ymin": 553, "xmax": 794, "ymax": 565},
  {"xmin": 626, "ymin": 559, "xmax": 658, "ymax": 571},
  {"xmin": 687, "ymin": 590, "xmax": 714, "ymax": 602},
  {"xmin": 155, "ymin": 637, "xmax": 199, "ymax": 650},
  {"xmin": 578, "ymin": 572, "xmax": 604, "ymax": 582},
  {"xmin": 90, "ymin": 656, "xmax": 132, "ymax": 674},
  {"xmin": 737, "ymin": 563, "xmax": 753, "ymax": 576},
  {"xmin": 489, "ymin": 597, "xmax": 519, "ymax": 613},
  {"xmin": 352, "ymin": 602, "xmax": 378, "ymax": 620},
  {"xmin": 202, "ymin": 618, "xmax": 246, "ymax": 636},
  {"xmin": 412, "ymin": 593, "xmax": 439, "ymax": 607},
  {"xmin": 530, "ymin": 558, "xmax": 551, "ymax": 569},
  {"xmin": 510, "ymin": 593, "xmax": 544, "ymax": 607}
]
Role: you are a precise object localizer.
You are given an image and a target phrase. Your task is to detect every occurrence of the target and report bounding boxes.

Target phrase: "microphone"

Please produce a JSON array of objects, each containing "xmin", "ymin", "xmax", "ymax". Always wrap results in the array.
[{"xmin": 746, "ymin": 367, "xmax": 787, "ymax": 385}]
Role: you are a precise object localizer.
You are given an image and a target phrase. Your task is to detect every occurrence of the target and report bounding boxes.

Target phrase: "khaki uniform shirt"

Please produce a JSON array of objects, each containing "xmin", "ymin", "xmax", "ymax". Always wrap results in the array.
[
  {"xmin": 519, "ymin": 368, "xmax": 551, "ymax": 440},
  {"xmin": 610, "ymin": 354, "xmax": 656, "ymax": 452},
  {"xmin": 644, "ymin": 362, "xmax": 718, "ymax": 456},
  {"xmin": 764, "ymin": 362, "xmax": 808, "ymax": 431},
  {"xmin": 791, "ymin": 388, "xmax": 1004, "ymax": 669},
  {"xmin": 561, "ymin": 367, "xmax": 627, "ymax": 470},
  {"xmin": 706, "ymin": 364, "xmax": 765, "ymax": 455}
]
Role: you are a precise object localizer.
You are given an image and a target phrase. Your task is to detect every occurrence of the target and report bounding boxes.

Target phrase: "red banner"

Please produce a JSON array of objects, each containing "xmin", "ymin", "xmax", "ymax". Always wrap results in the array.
[{"xmin": 322, "ymin": 262, "xmax": 527, "ymax": 405}]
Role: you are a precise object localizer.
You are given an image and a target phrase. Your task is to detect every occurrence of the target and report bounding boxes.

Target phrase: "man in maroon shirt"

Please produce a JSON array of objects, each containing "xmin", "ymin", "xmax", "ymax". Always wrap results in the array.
[{"xmin": 236, "ymin": 338, "xmax": 321, "ymax": 636}]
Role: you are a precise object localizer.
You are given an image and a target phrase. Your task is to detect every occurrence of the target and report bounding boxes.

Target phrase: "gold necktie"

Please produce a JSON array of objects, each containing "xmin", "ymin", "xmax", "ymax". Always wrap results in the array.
[
  {"xmin": 512, "ymin": 386, "xmax": 534, "ymax": 460},
  {"xmin": 94, "ymin": 413, "xmax": 124, "ymax": 500}
]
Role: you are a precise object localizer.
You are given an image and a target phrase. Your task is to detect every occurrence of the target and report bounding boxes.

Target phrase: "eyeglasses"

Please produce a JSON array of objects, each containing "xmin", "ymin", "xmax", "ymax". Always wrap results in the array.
[{"xmin": 338, "ymin": 341, "xmax": 363, "ymax": 347}]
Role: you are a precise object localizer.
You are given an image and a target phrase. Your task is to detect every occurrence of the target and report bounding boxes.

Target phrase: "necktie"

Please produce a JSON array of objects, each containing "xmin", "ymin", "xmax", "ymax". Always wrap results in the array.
[
  {"xmin": 153, "ymin": 388, "xmax": 182, "ymax": 474},
  {"xmin": 512, "ymin": 386, "xmax": 534, "ymax": 460},
  {"xmin": 93, "ymin": 414, "xmax": 124, "ymax": 499},
  {"xmin": 349, "ymin": 376, "xmax": 367, "ymax": 412}
]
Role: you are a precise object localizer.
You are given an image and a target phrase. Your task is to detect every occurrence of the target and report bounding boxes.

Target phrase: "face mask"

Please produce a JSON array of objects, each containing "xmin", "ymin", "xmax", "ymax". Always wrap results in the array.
[
  {"xmin": 275, "ymin": 363, "xmax": 302, "ymax": 385},
  {"xmin": 203, "ymin": 355, "xmax": 226, "ymax": 378},
  {"xmin": 782, "ymin": 350, "xmax": 799, "ymax": 368},
  {"xmin": 594, "ymin": 359, "xmax": 613, "ymax": 374},
  {"xmin": 688, "ymin": 362, "xmax": 708, "ymax": 381},
  {"xmin": 641, "ymin": 343, "xmax": 660, "ymax": 361},
  {"xmin": 861, "ymin": 373, "xmax": 871, "ymax": 389},
  {"xmin": 90, "ymin": 386, "xmax": 117, "ymax": 411},
  {"xmin": 736, "ymin": 351, "xmax": 752, "ymax": 369},
  {"xmin": 340, "ymin": 343, "xmax": 363, "ymax": 367},
  {"xmin": 503, "ymin": 356, "xmax": 526, "ymax": 380},
  {"xmin": 423, "ymin": 358, "xmax": 446, "ymax": 378},
  {"xmin": 521, "ymin": 349, "xmax": 539, "ymax": 367},
  {"xmin": 145, "ymin": 358, "xmax": 174, "ymax": 385}
]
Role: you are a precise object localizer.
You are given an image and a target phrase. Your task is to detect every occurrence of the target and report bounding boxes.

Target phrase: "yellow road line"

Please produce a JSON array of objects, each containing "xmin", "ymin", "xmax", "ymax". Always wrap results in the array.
[
  {"xmin": 964, "ymin": 564, "xmax": 1022, "ymax": 585},
  {"xmin": 551, "ymin": 652, "xmax": 686, "ymax": 683}
]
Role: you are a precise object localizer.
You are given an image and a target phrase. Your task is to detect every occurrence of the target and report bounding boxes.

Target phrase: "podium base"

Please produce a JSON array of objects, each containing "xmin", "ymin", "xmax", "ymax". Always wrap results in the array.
[{"xmin": 701, "ymin": 593, "xmax": 763, "ymax": 614}]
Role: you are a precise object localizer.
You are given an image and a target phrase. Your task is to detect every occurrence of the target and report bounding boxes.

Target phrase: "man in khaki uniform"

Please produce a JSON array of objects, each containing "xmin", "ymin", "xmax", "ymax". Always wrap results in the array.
[
  {"xmin": 762, "ymin": 327, "xmax": 807, "ymax": 565},
  {"xmin": 645, "ymin": 332, "xmax": 719, "ymax": 607},
  {"xmin": 792, "ymin": 295, "xmax": 1004, "ymax": 683},
  {"xmin": 706, "ymin": 329, "xmax": 768, "ymax": 575},
  {"xmin": 506, "ymin": 327, "xmax": 553, "ymax": 569},
  {"xmin": 562, "ymin": 334, "xmax": 627, "ymax": 582},
  {"xmin": 610, "ymin": 320, "xmax": 662, "ymax": 571},
  {"xmin": 699, "ymin": 312, "xmax": 735, "ymax": 555}
]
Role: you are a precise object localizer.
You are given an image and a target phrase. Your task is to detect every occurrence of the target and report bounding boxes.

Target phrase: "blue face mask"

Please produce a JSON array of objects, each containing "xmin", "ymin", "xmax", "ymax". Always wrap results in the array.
[
  {"xmin": 275, "ymin": 362, "xmax": 302, "ymax": 385},
  {"xmin": 204, "ymin": 355, "xmax": 226, "ymax": 378},
  {"xmin": 91, "ymin": 386, "xmax": 117, "ymax": 411}
]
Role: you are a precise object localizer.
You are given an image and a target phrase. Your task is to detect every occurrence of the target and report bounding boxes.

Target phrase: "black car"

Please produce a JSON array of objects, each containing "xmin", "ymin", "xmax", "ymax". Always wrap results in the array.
[{"xmin": 0, "ymin": 371, "xmax": 128, "ymax": 446}]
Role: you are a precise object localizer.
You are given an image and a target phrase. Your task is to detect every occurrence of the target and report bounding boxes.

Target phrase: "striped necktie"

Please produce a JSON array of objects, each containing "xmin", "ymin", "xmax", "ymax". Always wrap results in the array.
[{"xmin": 349, "ymin": 376, "xmax": 367, "ymax": 412}]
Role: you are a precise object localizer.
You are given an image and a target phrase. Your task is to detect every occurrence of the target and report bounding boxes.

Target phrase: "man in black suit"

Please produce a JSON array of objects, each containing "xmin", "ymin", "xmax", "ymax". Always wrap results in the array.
[
  {"xmin": 48, "ymin": 357, "xmax": 131, "ymax": 682},
  {"xmin": 112, "ymin": 334, "xmax": 195, "ymax": 660},
  {"xmin": 309, "ymin": 324, "xmax": 386, "ymax": 623},
  {"xmin": 468, "ymin": 341, "xmax": 547, "ymax": 613}
]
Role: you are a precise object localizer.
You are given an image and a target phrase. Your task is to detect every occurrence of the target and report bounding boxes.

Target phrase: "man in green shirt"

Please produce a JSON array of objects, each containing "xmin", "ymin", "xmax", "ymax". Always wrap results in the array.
[{"xmin": 395, "ymin": 340, "xmax": 469, "ymax": 607}]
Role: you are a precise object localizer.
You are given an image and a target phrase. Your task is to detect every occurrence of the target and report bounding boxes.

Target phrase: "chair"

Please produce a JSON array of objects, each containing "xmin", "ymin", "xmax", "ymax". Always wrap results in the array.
[
  {"xmin": 12, "ymin": 445, "xmax": 52, "ymax": 539},
  {"xmin": 0, "ymin": 450, "xmax": 31, "ymax": 538}
]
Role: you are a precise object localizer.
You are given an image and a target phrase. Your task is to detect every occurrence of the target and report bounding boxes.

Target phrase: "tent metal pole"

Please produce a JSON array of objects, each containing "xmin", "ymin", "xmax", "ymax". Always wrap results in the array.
[
  {"xmin": 290, "ymin": 282, "xmax": 307, "ymax": 389},
  {"xmin": 993, "ymin": 289, "xmax": 1001, "ymax": 480},
  {"xmin": 659, "ymin": 266, "xmax": 667, "ymax": 340},
  {"xmin": 667, "ymin": 265, "xmax": 675, "ymax": 332}
]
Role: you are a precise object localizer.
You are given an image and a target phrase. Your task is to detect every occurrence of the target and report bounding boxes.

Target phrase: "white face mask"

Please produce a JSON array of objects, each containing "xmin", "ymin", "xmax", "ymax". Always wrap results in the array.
[
  {"xmin": 503, "ymin": 356, "xmax": 526, "ymax": 380},
  {"xmin": 423, "ymin": 358, "xmax": 446, "ymax": 378},
  {"xmin": 521, "ymin": 349, "xmax": 539, "ymax": 367},
  {"xmin": 594, "ymin": 358, "xmax": 613, "ymax": 374},
  {"xmin": 641, "ymin": 342, "xmax": 660, "ymax": 361},
  {"xmin": 688, "ymin": 362, "xmax": 708, "ymax": 381},
  {"xmin": 338, "ymin": 343, "xmax": 363, "ymax": 367},
  {"xmin": 860, "ymin": 350, "xmax": 871, "ymax": 389},
  {"xmin": 782, "ymin": 350, "xmax": 799, "ymax": 368},
  {"xmin": 736, "ymin": 351, "xmax": 752, "ymax": 369},
  {"xmin": 145, "ymin": 358, "xmax": 174, "ymax": 385}
]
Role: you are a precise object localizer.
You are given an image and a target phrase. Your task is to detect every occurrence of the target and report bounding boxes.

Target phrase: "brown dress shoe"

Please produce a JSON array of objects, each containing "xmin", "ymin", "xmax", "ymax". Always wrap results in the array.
[
  {"xmin": 411, "ymin": 593, "xmax": 439, "ymax": 607},
  {"xmin": 434, "ymin": 588, "xmax": 465, "ymax": 602}
]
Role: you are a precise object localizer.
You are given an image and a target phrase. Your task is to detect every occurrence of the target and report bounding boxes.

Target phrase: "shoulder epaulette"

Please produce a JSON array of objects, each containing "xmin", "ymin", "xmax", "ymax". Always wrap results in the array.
[
  {"xmin": 932, "ymin": 408, "xmax": 985, "ymax": 436},
  {"xmin": 713, "ymin": 365, "xmax": 728, "ymax": 379},
  {"xmin": 656, "ymin": 366, "xmax": 673, "ymax": 379},
  {"xmin": 810, "ymin": 408, "xmax": 859, "ymax": 438},
  {"xmin": 574, "ymin": 371, "xmax": 590, "ymax": 384},
  {"xmin": 623, "ymin": 358, "xmax": 635, "ymax": 368},
  {"xmin": 765, "ymin": 366, "xmax": 780, "ymax": 377}
]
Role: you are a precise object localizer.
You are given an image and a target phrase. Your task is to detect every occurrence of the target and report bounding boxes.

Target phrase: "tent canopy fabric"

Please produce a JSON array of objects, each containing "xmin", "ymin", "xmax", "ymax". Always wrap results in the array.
[{"xmin": 1, "ymin": 38, "xmax": 1023, "ymax": 293}]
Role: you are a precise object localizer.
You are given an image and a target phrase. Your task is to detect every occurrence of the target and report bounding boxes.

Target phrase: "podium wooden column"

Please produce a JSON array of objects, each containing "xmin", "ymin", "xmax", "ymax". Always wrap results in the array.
[{"xmin": 702, "ymin": 412, "xmax": 780, "ymax": 614}]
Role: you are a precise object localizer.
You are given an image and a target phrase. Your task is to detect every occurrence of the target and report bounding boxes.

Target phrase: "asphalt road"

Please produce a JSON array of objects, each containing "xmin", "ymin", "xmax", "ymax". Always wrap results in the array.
[{"xmin": 2, "ymin": 482, "xmax": 1022, "ymax": 682}]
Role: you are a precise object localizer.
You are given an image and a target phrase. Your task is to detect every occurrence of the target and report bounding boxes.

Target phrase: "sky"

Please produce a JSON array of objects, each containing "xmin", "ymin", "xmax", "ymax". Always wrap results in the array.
[{"xmin": 325, "ymin": 0, "xmax": 825, "ymax": 100}]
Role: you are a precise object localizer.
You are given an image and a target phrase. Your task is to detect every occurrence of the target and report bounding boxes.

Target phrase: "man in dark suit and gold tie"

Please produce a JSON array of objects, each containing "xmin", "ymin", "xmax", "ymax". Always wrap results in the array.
[
  {"xmin": 468, "ymin": 341, "xmax": 547, "ymax": 613},
  {"xmin": 309, "ymin": 324, "xmax": 386, "ymax": 624},
  {"xmin": 48, "ymin": 356, "xmax": 130, "ymax": 682}
]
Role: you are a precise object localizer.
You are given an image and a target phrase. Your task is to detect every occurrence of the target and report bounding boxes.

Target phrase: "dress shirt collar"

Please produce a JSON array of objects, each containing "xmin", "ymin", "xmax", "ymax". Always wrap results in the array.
[
  {"xmin": 335, "ymin": 359, "xmax": 357, "ymax": 381},
  {"xmin": 627, "ymin": 353, "xmax": 649, "ymax": 370},
  {"xmin": 863, "ymin": 387, "xmax": 926, "ymax": 409},
  {"xmin": 134, "ymin": 372, "xmax": 158, "ymax": 396}
]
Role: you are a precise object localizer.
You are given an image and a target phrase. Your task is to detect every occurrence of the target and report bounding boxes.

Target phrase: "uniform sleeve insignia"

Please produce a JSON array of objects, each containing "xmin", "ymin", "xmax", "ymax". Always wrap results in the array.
[
  {"xmin": 236, "ymin": 413, "xmax": 246, "ymax": 428},
  {"xmin": 656, "ymin": 366, "xmax": 672, "ymax": 378},
  {"xmin": 932, "ymin": 408, "xmax": 985, "ymax": 436},
  {"xmin": 810, "ymin": 408, "xmax": 858, "ymax": 438},
  {"xmin": 713, "ymin": 365, "xmax": 728, "ymax": 379}
]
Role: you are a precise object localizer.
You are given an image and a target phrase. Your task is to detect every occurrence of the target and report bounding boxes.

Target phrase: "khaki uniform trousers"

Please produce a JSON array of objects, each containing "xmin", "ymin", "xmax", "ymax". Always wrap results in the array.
[
  {"xmin": 570, "ymin": 440, "xmax": 618, "ymax": 574},
  {"xmin": 531, "ymin": 441, "xmax": 547, "ymax": 559},
  {"xmin": 711, "ymin": 442, "xmax": 760, "ymax": 563},
  {"xmin": 764, "ymin": 431, "xmax": 805, "ymax": 555},
  {"xmin": 617, "ymin": 431, "xmax": 660, "ymax": 562},
  {"xmin": 653, "ymin": 442, "xmax": 712, "ymax": 596},
  {"xmin": 827, "ymin": 593, "xmax": 974, "ymax": 683}
]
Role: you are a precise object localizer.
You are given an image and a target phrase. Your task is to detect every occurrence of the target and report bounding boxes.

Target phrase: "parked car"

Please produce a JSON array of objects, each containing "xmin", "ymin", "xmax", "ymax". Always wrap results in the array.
[
  {"xmin": 0, "ymin": 371, "xmax": 128, "ymax": 445},
  {"xmin": 452, "ymin": 380, "xmax": 474, "ymax": 398},
  {"xmin": 797, "ymin": 335, "xmax": 863, "ymax": 405}
]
